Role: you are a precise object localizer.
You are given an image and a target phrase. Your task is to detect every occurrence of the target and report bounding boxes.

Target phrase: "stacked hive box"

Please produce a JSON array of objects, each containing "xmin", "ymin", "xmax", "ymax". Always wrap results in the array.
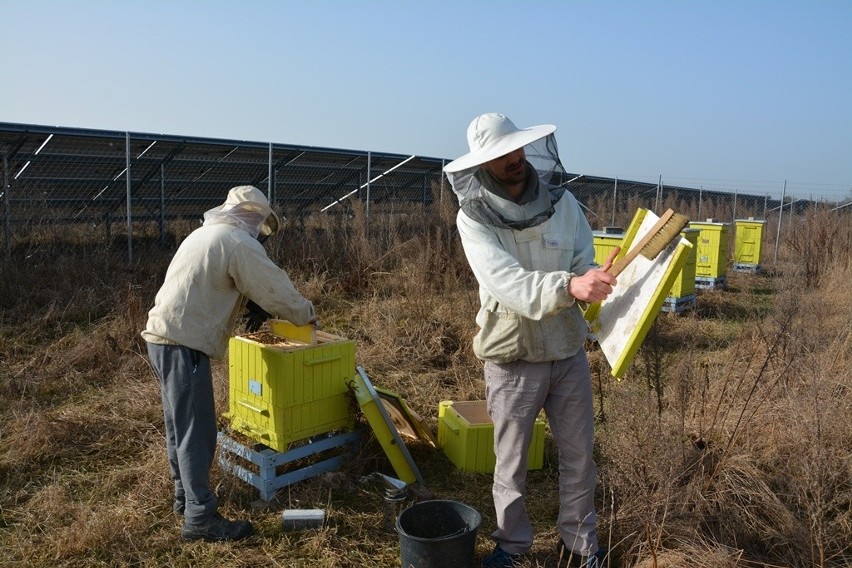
[
  {"xmin": 592, "ymin": 227, "xmax": 625, "ymax": 266},
  {"xmin": 733, "ymin": 217, "xmax": 766, "ymax": 273},
  {"xmin": 689, "ymin": 219, "xmax": 730, "ymax": 289},
  {"xmin": 225, "ymin": 331, "xmax": 356, "ymax": 452},
  {"xmin": 662, "ymin": 227, "xmax": 699, "ymax": 312}
]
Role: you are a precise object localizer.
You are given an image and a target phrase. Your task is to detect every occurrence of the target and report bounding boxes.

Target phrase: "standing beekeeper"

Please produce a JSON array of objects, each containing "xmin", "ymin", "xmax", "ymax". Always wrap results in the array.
[
  {"xmin": 444, "ymin": 113, "xmax": 615, "ymax": 568},
  {"xmin": 142, "ymin": 185, "xmax": 316, "ymax": 542}
]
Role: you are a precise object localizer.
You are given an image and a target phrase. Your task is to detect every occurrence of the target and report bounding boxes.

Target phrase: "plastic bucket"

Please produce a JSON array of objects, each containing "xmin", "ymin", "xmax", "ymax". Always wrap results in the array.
[{"xmin": 396, "ymin": 500, "xmax": 481, "ymax": 568}]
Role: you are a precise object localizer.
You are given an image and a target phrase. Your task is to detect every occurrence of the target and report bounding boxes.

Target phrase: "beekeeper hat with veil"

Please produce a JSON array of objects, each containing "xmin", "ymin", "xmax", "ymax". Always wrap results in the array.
[
  {"xmin": 203, "ymin": 185, "xmax": 281, "ymax": 242},
  {"xmin": 443, "ymin": 113, "xmax": 571, "ymax": 230}
]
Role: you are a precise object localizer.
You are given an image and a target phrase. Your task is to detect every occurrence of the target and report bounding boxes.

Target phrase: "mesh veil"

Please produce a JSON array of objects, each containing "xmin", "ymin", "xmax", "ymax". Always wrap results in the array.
[
  {"xmin": 445, "ymin": 134, "xmax": 571, "ymax": 230},
  {"xmin": 203, "ymin": 203, "xmax": 268, "ymax": 238}
]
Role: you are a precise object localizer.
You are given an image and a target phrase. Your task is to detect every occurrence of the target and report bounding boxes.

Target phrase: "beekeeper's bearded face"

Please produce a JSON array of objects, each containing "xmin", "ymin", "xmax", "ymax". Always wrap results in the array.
[{"xmin": 480, "ymin": 147, "xmax": 528, "ymax": 187}]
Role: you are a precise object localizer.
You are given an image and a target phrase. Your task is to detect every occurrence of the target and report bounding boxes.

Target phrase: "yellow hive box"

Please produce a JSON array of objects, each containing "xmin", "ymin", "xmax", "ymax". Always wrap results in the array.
[
  {"xmin": 689, "ymin": 219, "xmax": 729, "ymax": 278},
  {"xmin": 592, "ymin": 228, "xmax": 625, "ymax": 266},
  {"xmin": 269, "ymin": 319, "xmax": 317, "ymax": 344},
  {"xmin": 667, "ymin": 227, "xmax": 699, "ymax": 298},
  {"xmin": 225, "ymin": 330, "xmax": 356, "ymax": 452},
  {"xmin": 734, "ymin": 218, "xmax": 766, "ymax": 266},
  {"xmin": 438, "ymin": 400, "xmax": 545, "ymax": 473}
]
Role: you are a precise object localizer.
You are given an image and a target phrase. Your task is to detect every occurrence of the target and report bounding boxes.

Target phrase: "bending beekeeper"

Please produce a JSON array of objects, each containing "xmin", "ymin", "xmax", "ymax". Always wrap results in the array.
[
  {"xmin": 142, "ymin": 185, "xmax": 316, "ymax": 542},
  {"xmin": 444, "ymin": 114, "xmax": 615, "ymax": 568}
]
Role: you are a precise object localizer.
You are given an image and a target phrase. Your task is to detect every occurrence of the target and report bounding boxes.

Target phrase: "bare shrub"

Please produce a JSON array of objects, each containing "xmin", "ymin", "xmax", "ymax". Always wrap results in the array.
[
  {"xmin": 2, "ymin": 200, "xmax": 851, "ymax": 567},
  {"xmin": 785, "ymin": 206, "xmax": 851, "ymax": 288}
]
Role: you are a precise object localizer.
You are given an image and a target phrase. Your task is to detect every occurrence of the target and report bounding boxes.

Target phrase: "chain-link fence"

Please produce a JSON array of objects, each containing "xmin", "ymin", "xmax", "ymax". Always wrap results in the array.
[{"xmin": 2, "ymin": 122, "xmax": 848, "ymax": 268}]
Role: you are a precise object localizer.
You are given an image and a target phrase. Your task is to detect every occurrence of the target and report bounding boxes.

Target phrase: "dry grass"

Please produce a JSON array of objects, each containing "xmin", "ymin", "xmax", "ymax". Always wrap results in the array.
[{"xmin": 1, "ymin": 202, "xmax": 851, "ymax": 567}]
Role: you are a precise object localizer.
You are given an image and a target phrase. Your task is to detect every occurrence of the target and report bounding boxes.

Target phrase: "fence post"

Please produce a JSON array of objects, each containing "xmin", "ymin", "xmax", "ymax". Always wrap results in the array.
[
  {"xmin": 732, "ymin": 189, "xmax": 738, "ymax": 222},
  {"xmin": 440, "ymin": 160, "xmax": 445, "ymax": 204},
  {"xmin": 611, "ymin": 178, "xmax": 617, "ymax": 226},
  {"xmin": 774, "ymin": 180, "xmax": 786, "ymax": 264},
  {"xmin": 3, "ymin": 152, "xmax": 10, "ymax": 257},
  {"xmin": 656, "ymin": 175, "xmax": 661, "ymax": 211},
  {"xmin": 125, "ymin": 132, "xmax": 133, "ymax": 268},
  {"xmin": 268, "ymin": 142, "xmax": 274, "ymax": 205},
  {"xmin": 159, "ymin": 163, "xmax": 166, "ymax": 247},
  {"xmin": 698, "ymin": 186, "xmax": 703, "ymax": 219},
  {"xmin": 366, "ymin": 151, "xmax": 372, "ymax": 228}
]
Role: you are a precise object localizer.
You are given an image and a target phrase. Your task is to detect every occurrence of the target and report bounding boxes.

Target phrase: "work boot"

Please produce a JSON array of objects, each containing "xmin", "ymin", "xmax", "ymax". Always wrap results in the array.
[
  {"xmin": 482, "ymin": 545, "xmax": 524, "ymax": 568},
  {"xmin": 181, "ymin": 512, "xmax": 253, "ymax": 542},
  {"xmin": 173, "ymin": 499, "xmax": 185, "ymax": 517},
  {"xmin": 556, "ymin": 541, "xmax": 609, "ymax": 568}
]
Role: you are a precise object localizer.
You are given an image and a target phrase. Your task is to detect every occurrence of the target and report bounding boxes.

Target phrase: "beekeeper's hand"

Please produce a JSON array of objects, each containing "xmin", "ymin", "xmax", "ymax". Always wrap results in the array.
[
  {"xmin": 567, "ymin": 247, "xmax": 618, "ymax": 304},
  {"xmin": 243, "ymin": 300, "xmax": 271, "ymax": 332}
]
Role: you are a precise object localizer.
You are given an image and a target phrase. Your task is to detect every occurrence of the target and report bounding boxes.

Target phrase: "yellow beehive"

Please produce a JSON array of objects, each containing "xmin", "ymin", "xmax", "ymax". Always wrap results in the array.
[
  {"xmin": 225, "ymin": 331, "xmax": 356, "ymax": 452},
  {"xmin": 689, "ymin": 219, "xmax": 729, "ymax": 279},
  {"xmin": 667, "ymin": 227, "xmax": 699, "ymax": 298},
  {"xmin": 592, "ymin": 227, "xmax": 625, "ymax": 266},
  {"xmin": 438, "ymin": 400, "xmax": 545, "ymax": 473},
  {"xmin": 734, "ymin": 218, "xmax": 766, "ymax": 267}
]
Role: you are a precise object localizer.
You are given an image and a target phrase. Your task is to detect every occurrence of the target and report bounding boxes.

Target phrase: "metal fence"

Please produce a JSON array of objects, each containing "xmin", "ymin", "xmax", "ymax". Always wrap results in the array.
[
  {"xmin": 1, "ymin": 123, "xmax": 448, "ymax": 262},
  {"xmin": 2, "ymin": 122, "xmax": 846, "ymax": 266}
]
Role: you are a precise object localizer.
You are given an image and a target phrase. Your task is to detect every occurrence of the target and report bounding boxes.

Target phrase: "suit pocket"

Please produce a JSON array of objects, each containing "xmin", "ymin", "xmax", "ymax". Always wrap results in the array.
[
  {"xmin": 542, "ymin": 231, "xmax": 574, "ymax": 272},
  {"xmin": 473, "ymin": 309, "xmax": 527, "ymax": 362}
]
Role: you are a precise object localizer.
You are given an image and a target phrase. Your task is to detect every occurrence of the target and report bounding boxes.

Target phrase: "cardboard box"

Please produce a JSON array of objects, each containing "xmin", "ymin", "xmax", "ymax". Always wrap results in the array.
[
  {"xmin": 225, "ymin": 331, "xmax": 356, "ymax": 452},
  {"xmin": 438, "ymin": 400, "xmax": 545, "ymax": 473}
]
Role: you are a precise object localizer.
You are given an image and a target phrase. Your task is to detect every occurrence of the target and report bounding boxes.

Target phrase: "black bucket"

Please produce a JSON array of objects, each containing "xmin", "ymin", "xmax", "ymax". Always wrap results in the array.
[{"xmin": 396, "ymin": 500, "xmax": 481, "ymax": 568}]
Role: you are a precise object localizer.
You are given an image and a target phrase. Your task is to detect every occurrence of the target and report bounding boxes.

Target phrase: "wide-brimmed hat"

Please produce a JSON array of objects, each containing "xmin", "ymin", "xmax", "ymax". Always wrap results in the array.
[
  {"xmin": 211, "ymin": 185, "xmax": 281, "ymax": 236},
  {"xmin": 443, "ymin": 113, "xmax": 556, "ymax": 173}
]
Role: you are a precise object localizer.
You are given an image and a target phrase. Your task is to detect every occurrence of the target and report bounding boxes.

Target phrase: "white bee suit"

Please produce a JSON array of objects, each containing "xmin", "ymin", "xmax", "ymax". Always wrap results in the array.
[{"xmin": 446, "ymin": 115, "xmax": 602, "ymax": 559}]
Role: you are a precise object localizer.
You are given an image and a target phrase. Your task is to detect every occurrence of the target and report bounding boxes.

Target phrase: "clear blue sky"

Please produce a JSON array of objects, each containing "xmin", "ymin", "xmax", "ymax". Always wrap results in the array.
[{"xmin": 2, "ymin": 1, "xmax": 850, "ymax": 200}]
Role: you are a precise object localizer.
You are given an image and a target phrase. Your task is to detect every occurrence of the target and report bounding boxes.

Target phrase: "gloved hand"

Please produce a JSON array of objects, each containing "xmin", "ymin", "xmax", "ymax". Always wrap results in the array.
[{"xmin": 243, "ymin": 300, "xmax": 272, "ymax": 333}]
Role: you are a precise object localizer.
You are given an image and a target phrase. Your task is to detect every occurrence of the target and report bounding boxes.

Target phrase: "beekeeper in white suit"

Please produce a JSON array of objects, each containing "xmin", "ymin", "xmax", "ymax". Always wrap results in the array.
[
  {"xmin": 142, "ymin": 185, "xmax": 315, "ymax": 542},
  {"xmin": 444, "ymin": 114, "xmax": 615, "ymax": 568}
]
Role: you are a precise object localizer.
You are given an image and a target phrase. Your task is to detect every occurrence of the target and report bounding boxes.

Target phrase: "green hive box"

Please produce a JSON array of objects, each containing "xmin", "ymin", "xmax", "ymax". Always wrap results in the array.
[
  {"xmin": 438, "ymin": 400, "xmax": 545, "ymax": 473},
  {"xmin": 225, "ymin": 332, "xmax": 356, "ymax": 452},
  {"xmin": 689, "ymin": 219, "xmax": 730, "ymax": 279}
]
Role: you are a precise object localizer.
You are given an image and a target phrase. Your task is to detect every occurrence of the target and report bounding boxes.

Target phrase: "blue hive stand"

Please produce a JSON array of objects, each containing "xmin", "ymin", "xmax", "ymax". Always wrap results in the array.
[{"xmin": 217, "ymin": 429, "xmax": 361, "ymax": 502}]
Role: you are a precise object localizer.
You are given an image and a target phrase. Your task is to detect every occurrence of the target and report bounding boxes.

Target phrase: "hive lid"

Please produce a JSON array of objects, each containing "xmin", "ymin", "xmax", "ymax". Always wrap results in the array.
[{"xmin": 349, "ymin": 367, "xmax": 425, "ymax": 486}]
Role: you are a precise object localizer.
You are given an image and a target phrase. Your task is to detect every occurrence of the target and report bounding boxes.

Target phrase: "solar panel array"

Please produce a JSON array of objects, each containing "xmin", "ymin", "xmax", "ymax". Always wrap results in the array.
[
  {"xmin": 2, "ymin": 122, "xmax": 799, "ymax": 260},
  {"xmin": 0, "ymin": 123, "xmax": 447, "ymax": 229}
]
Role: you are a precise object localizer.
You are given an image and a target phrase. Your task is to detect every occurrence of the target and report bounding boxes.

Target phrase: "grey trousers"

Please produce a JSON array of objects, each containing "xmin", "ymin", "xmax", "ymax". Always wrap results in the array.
[
  {"xmin": 485, "ymin": 350, "xmax": 598, "ymax": 556},
  {"xmin": 146, "ymin": 342, "xmax": 218, "ymax": 523}
]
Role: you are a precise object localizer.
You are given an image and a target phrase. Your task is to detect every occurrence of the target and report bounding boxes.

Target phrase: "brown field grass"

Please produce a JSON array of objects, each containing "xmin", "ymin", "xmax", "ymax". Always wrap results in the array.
[{"xmin": 1, "ymin": 200, "xmax": 850, "ymax": 567}]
